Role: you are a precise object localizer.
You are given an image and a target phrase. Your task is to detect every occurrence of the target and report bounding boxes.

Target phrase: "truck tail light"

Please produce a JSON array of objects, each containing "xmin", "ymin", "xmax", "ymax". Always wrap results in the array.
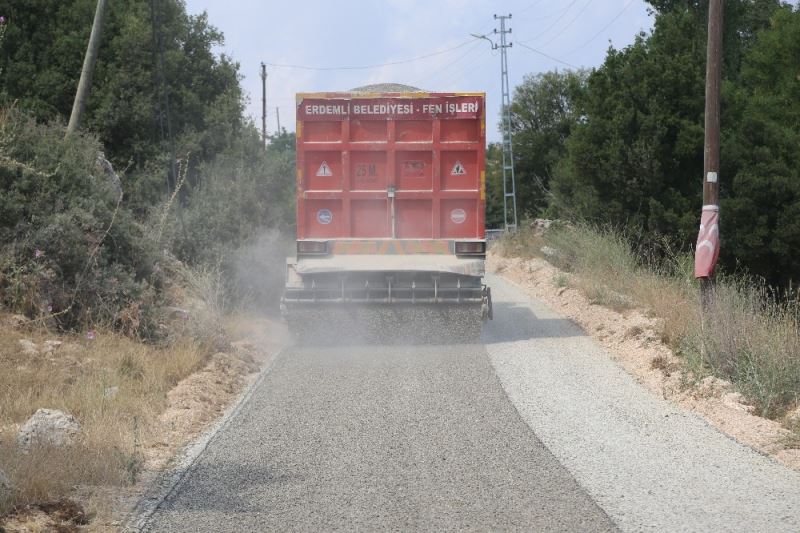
[
  {"xmin": 297, "ymin": 240, "xmax": 328, "ymax": 255},
  {"xmin": 455, "ymin": 241, "xmax": 486, "ymax": 255}
]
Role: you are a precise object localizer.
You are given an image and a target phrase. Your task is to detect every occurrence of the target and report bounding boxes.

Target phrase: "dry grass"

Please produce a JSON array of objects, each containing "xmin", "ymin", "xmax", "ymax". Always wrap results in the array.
[
  {"xmin": 0, "ymin": 260, "xmax": 242, "ymax": 517},
  {"xmin": 0, "ymin": 326, "xmax": 209, "ymax": 514},
  {"xmin": 496, "ymin": 223, "xmax": 800, "ymax": 425}
]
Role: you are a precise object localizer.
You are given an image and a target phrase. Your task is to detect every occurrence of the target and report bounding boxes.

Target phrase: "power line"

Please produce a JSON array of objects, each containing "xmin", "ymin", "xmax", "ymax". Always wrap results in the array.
[
  {"xmin": 518, "ymin": 0, "xmax": 582, "ymax": 44},
  {"xmin": 442, "ymin": 47, "xmax": 495, "ymax": 89},
  {"xmin": 514, "ymin": 3, "xmax": 576, "ymax": 26},
  {"xmin": 515, "ymin": 0, "xmax": 548, "ymax": 17},
  {"xmin": 419, "ymin": 39, "xmax": 485, "ymax": 87},
  {"xmin": 565, "ymin": 0, "xmax": 636, "ymax": 56},
  {"xmin": 263, "ymin": 38, "xmax": 478, "ymax": 71},
  {"xmin": 536, "ymin": 0, "xmax": 595, "ymax": 48},
  {"xmin": 516, "ymin": 42, "xmax": 579, "ymax": 69}
]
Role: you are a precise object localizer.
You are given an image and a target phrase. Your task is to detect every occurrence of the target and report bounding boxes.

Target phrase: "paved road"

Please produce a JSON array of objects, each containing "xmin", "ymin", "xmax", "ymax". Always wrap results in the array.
[{"xmin": 143, "ymin": 274, "xmax": 800, "ymax": 532}]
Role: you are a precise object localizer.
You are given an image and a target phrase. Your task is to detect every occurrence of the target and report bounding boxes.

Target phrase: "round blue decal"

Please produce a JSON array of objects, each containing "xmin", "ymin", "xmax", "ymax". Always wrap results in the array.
[{"xmin": 317, "ymin": 209, "xmax": 333, "ymax": 225}]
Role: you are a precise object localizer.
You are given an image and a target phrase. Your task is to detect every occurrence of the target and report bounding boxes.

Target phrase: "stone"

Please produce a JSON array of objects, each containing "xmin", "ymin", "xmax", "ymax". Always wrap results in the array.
[
  {"xmin": 531, "ymin": 218, "xmax": 553, "ymax": 235},
  {"xmin": 103, "ymin": 386, "xmax": 119, "ymax": 399},
  {"xmin": 17, "ymin": 408, "xmax": 81, "ymax": 450},
  {"xmin": 722, "ymin": 392, "xmax": 755, "ymax": 413},
  {"xmin": 42, "ymin": 340, "xmax": 63, "ymax": 354},
  {"xmin": 17, "ymin": 339, "xmax": 39, "ymax": 356},
  {"xmin": 540, "ymin": 246, "xmax": 557, "ymax": 258}
]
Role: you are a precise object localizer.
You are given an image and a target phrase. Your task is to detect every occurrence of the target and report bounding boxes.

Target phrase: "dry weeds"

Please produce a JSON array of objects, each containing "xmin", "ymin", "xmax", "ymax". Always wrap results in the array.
[
  {"xmin": 0, "ymin": 326, "xmax": 208, "ymax": 515},
  {"xmin": 0, "ymin": 312, "xmax": 286, "ymax": 530}
]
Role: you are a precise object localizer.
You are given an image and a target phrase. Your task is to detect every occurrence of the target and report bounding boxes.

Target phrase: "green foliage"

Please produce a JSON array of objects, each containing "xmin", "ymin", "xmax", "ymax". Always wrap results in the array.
[
  {"xmin": 723, "ymin": 5, "xmax": 800, "ymax": 286},
  {"xmin": 509, "ymin": 70, "xmax": 588, "ymax": 218},
  {"xmin": 166, "ymin": 128, "xmax": 295, "ymax": 266},
  {"xmin": 551, "ymin": 9, "xmax": 708, "ymax": 237},
  {"xmin": 154, "ymin": 127, "xmax": 295, "ymax": 311},
  {"xmin": 0, "ymin": 0, "xmax": 297, "ymax": 330},
  {"xmin": 484, "ymin": 143, "xmax": 504, "ymax": 229},
  {"xmin": 0, "ymin": 0, "xmax": 244, "ymax": 207},
  {"xmin": 503, "ymin": 0, "xmax": 796, "ymax": 287},
  {"xmin": 0, "ymin": 107, "xmax": 164, "ymax": 334}
]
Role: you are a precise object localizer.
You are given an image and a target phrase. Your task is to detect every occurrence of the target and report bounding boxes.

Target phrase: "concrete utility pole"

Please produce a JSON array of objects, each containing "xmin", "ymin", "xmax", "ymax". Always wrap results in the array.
[
  {"xmin": 695, "ymin": 0, "xmax": 723, "ymax": 295},
  {"xmin": 261, "ymin": 63, "xmax": 268, "ymax": 148},
  {"xmin": 276, "ymin": 106, "xmax": 281, "ymax": 134},
  {"xmin": 67, "ymin": 0, "xmax": 108, "ymax": 135}
]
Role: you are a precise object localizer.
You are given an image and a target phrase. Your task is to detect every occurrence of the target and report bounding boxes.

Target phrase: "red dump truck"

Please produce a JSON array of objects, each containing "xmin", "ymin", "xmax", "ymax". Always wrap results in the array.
[{"xmin": 282, "ymin": 85, "xmax": 491, "ymax": 342}]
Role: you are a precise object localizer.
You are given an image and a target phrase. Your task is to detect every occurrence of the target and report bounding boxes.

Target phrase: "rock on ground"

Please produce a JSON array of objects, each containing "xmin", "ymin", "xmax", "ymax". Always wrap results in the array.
[
  {"xmin": 17, "ymin": 408, "xmax": 81, "ymax": 449},
  {"xmin": 17, "ymin": 339, "xmax": 39, "ymax": 356}
]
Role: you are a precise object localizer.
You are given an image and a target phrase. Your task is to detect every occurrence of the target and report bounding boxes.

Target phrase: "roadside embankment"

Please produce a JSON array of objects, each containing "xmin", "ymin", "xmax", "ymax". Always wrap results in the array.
[
  {"xmin": 0, "ymin": 312, "xmax": 287, "ymax": 531},
  {"xmin": 490, "ymin": 222, "xmax": 800, "ymax": 470}
]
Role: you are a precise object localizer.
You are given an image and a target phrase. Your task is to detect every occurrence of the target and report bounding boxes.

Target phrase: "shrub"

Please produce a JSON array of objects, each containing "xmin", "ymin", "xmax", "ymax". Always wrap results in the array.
[{"xmin": 0, "ymin": 107, "xmax": 164, "ymax": 336}]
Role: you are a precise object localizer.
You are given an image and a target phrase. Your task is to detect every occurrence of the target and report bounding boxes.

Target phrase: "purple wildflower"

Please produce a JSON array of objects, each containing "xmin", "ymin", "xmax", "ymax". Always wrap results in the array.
[
  {"xmin": 34, "ymin": 249, "xmax": 44, "ymax": 258},
  {"xmin": 47, "ymin": 304, "xmax": 53, "ymax": 313},
  {"xmin": 86, "ymin": 330, "xmax": 96, "ymax": 340},
  {"xmin": 0, "ymin": 16, "xmax": 6, "ymax": 24},
  {"xmin": 180, "ymin": 310, "xmax": 189, "ymax": 321}
]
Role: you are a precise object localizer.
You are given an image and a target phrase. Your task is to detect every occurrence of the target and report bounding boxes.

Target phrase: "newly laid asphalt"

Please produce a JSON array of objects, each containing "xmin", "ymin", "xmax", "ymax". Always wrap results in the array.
[{"xmin": 143, "ymin": 274, "xmax": 800, "ymax": 532}]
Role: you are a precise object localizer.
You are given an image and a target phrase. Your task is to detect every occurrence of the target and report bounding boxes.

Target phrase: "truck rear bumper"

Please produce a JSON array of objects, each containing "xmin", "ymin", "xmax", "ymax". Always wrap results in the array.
[{"xmin": 292, "ymin": 254, "xmax": 485, "ymax": 277}]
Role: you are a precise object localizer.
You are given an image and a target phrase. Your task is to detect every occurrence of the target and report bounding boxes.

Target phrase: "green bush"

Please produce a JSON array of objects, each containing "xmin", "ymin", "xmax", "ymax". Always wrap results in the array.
[
  {"xmin": 0, "ymin": 107, "xmax": 164, "ymax": 335},
  {"xmin": 161, "ymin": 129, "xmax": 295, "ymax": 310}
]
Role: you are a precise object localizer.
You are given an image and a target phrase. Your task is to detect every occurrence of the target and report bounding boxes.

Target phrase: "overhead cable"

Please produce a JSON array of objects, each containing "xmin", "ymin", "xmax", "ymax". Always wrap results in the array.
[
  {"xmin": 263, "ymin": 38, "xmax": 478, "ymax": 71},
  {"xmin": 518, "ymin": 0, "xmax": 582, "ymax": 44},
  {"xmin": 516, "ymin": 42, "xmax": 579, "ymax": 69},
  {"xmin": 566, "ymin": 0, "xmax": 636, "ymax": 55},
  {"xmin": 537, "ymin": 0, "xmax": 595, "ymax": 47}
]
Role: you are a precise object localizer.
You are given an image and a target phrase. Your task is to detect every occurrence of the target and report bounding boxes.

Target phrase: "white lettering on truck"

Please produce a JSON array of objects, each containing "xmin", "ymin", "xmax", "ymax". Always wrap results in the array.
[
  {"xmin": 302, "ymin": 100, "xmax": 480, "ymax": 116},
  {"xmin": 304, "ymin": 104, "xmax": 349, "ymax": 115},
  {"xmin": 445, "ymin": 102, "xmax": 478, "ymax": 113}
]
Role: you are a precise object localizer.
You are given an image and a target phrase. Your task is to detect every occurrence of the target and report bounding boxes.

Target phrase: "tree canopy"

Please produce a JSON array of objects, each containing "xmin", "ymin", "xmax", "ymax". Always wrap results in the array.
[
  {"xmin": 0, "ymin": 0, "xmax": 244, "ymax": 194},
  {"xmin": 492, "ymin": 0, "xmax": 799, "ymax": 287}
]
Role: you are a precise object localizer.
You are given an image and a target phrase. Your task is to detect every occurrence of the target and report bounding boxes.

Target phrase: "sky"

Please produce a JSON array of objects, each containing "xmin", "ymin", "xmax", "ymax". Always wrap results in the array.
[{"xmin": 183, "ymin": 0, "xmax": 655, "ymax": 143}]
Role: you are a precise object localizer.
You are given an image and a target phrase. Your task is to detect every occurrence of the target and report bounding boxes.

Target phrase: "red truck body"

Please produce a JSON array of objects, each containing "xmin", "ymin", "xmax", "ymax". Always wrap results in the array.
[
  {"xmin": 283, "ymin": 90, "xmax": 491, "ymax": 342},
  {"xmin": 295, "ymin": 91, "xmax": 485, "ymax": 242}
]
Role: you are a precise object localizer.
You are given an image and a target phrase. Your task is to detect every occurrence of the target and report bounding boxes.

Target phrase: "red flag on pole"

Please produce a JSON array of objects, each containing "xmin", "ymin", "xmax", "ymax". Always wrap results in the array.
[{"xmin": 694, "ymin": 205, "xmax": 720, "ymax": 278}]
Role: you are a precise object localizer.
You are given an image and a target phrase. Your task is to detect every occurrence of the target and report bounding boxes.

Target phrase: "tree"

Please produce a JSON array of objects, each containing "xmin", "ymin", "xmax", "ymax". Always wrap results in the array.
[
  {"xmin": 508, "ymin": 69, "xmax": 587, "ymax": 218},
  {"xmin": 723, "ymin": 4, "xmax": 800, "ymax": 285},
  {"xmin": 484, "ymin": 143, "xmax": 504, "ymax": 229},
  {"xmin": 0, "ymin": 0, "xmax": 244, "ymax": 198},
  {"xmin": 549, "ymin": 0, "xmax": 782, "ymax": 252}
]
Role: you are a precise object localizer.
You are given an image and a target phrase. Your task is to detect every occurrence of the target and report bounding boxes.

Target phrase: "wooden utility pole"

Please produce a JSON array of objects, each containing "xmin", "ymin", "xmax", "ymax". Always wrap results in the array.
[
  {"xmin": 276, "ymin": 106, "xmax": 281, "ymax": 134},
  {"xmin": 695, "ymin": 0, "xmax": 723, "ymax": 297},
  {"xmin": 703, "ymin": 0, "xmax": 722, "ymax": 211},
  {"xmin": 67, "ymin": 0, "xmax": 108, "ymax": 135},
  {"xmin": 261, "ymin": 63, "xmax": 267, "ymax": 148}
]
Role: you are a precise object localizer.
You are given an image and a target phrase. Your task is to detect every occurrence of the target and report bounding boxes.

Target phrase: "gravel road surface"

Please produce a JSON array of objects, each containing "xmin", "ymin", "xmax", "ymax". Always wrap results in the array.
[
  {"xmin": 141, "ymin": 274, "xmax": 800, "ymax": 532},
  {"xmin": 484, "ymin": 273, "xmax": 800, "ymax": 532}
]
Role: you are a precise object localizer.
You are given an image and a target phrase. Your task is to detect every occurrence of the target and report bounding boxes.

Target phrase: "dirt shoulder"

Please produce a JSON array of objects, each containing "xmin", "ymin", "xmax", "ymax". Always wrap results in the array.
[
  {"xmin": 0, "ymin": 315, "xmax": 288, "ymax": 532},
  {"xmin": 104, "ymin": 316, "xmax": 288, "ymax": 531},
  {"xmin": 488, "ymin": 251, "xmax": 800, "ymax": 472}
]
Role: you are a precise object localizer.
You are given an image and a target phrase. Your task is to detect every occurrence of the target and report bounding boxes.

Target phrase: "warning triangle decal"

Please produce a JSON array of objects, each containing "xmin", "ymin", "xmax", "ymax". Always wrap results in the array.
[
  {"xmin": 451, "ymin": 161, "xmax": 466, "ymax": 175},
  {"xmin": 316, "ymin": 161, "xmax": 333, "ymax": 177}
]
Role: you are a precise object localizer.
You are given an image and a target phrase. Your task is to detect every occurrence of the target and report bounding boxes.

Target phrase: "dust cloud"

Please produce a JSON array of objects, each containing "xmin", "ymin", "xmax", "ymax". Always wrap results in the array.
[{"xmin": 232, "ymin": 229, "xmax": 293, "ymax": 314}]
